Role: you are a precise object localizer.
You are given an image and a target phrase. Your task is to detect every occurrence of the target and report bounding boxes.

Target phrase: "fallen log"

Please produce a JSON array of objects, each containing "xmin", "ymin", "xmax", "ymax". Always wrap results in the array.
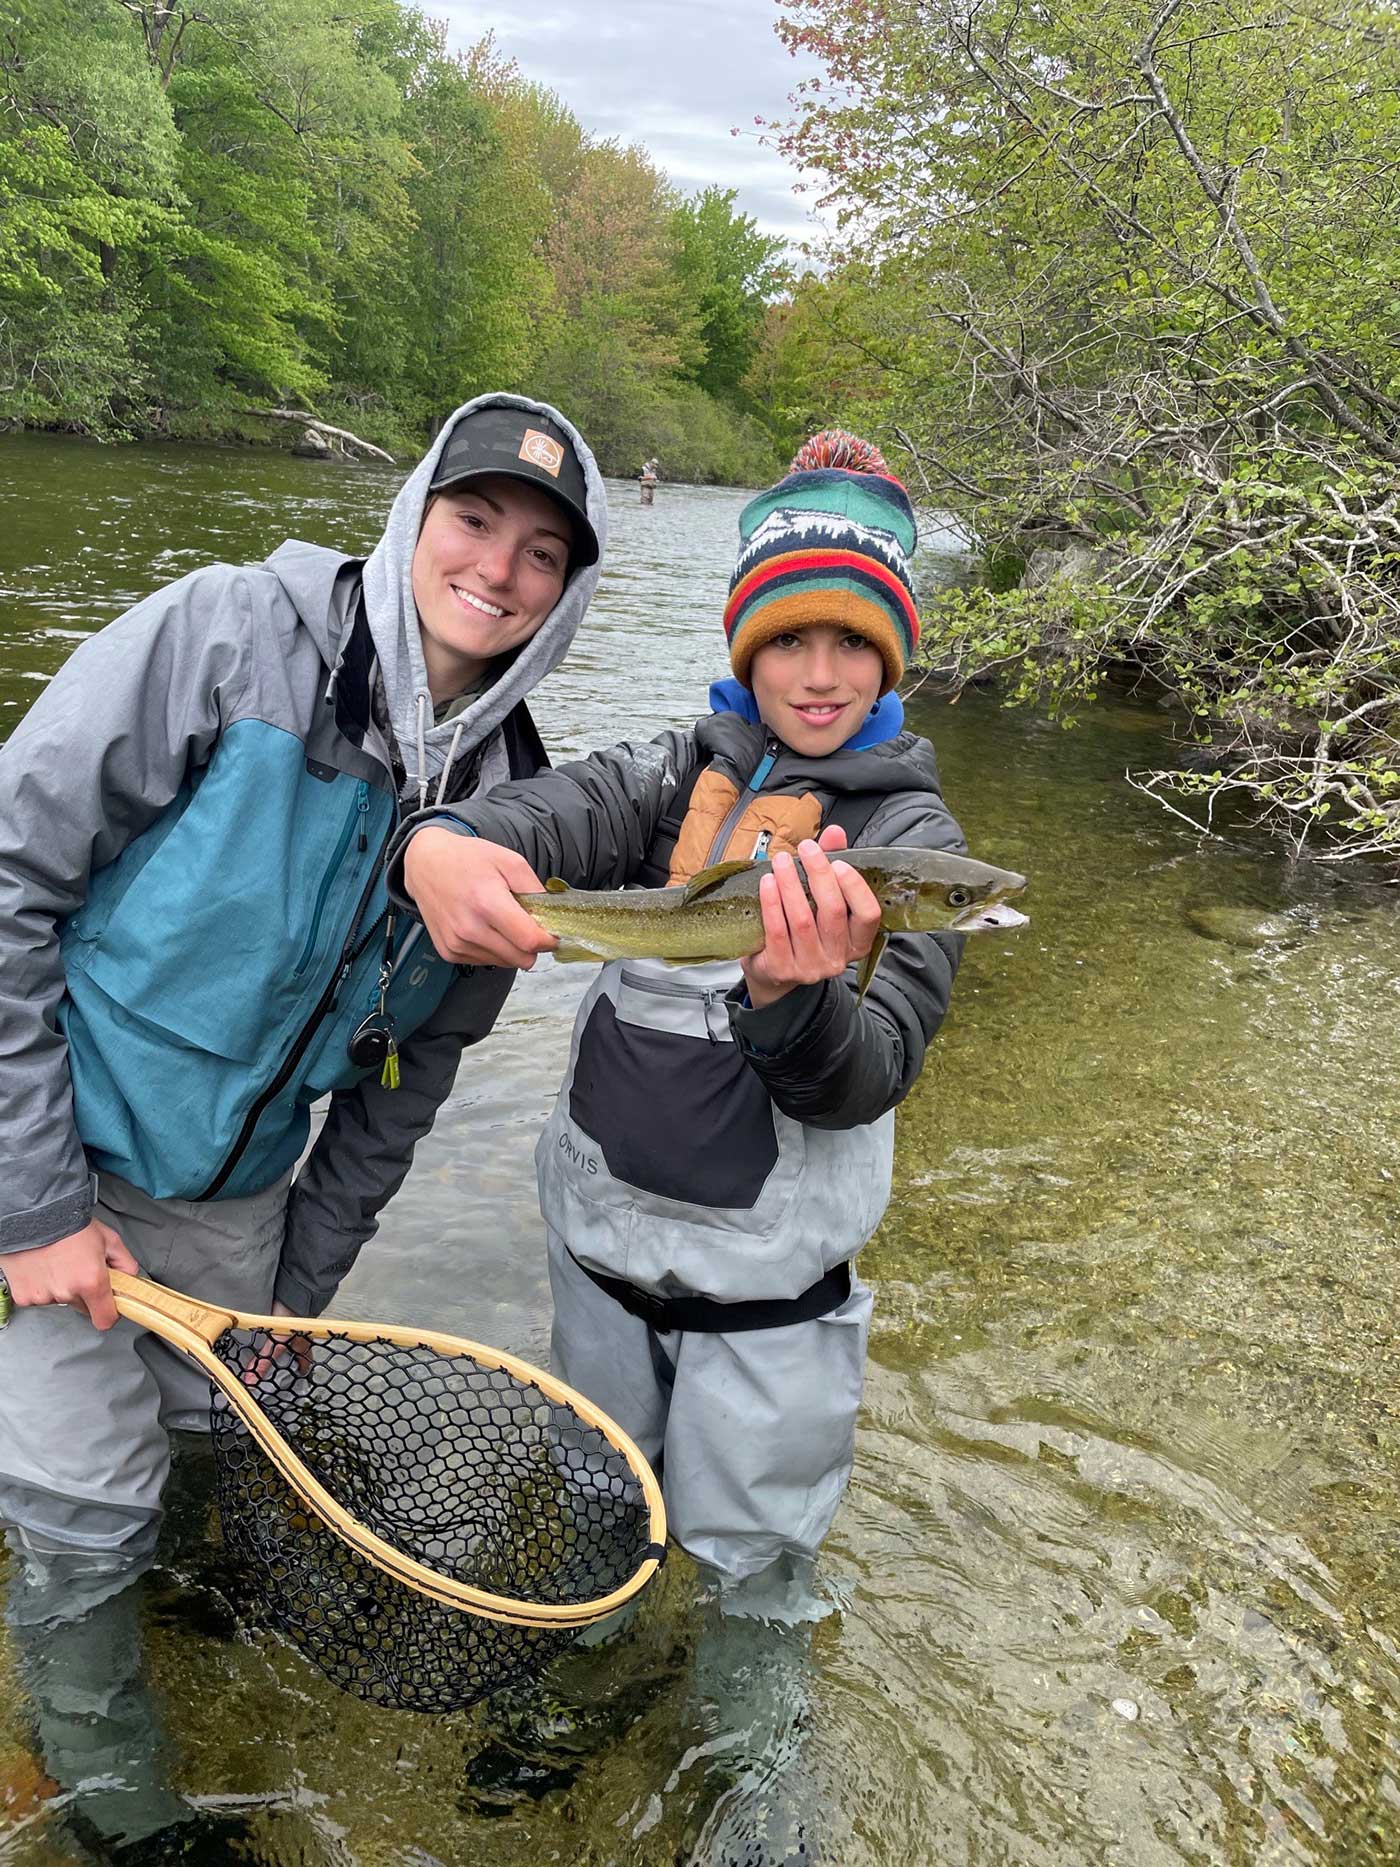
[{"xmin": 245, "ymin": 409, "xmax": 396, "ymax": 466}]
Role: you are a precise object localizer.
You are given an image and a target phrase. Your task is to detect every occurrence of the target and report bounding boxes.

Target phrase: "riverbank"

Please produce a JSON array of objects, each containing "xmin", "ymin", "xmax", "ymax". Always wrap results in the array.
[
  {"xmin": 3, "ymin": 2, "xmax": 793, "ymax": 497},
  {"xmin": 911, "ymin": 514, "xmax": 1400, "ymax": 875},
  {"xmin": 754, "ymin": 0, "xmax": 1400, "ymax": 874},
  {"xmin": 0, "ymin": 411, "xmax": 776, "ymax": 487}
]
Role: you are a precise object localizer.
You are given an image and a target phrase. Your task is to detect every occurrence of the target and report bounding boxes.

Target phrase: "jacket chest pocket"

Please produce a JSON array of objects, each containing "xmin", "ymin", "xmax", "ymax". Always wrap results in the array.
[{"xmin": 565, "ymin": 963, "xmax": 790, "ymax": 1214}]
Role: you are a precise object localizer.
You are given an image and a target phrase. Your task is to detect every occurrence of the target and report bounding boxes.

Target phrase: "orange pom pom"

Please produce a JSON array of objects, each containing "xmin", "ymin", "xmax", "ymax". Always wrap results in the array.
[{"xmin": 789, "ymin": 429, "xmax": 889, "ymax": 475}]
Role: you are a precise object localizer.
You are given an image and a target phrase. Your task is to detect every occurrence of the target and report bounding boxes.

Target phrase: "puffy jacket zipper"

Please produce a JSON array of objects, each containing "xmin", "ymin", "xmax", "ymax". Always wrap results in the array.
[
  {"xmin": 199, "ymin": 808, "xmax": 395, "ymax": 1200},
  {"xmin": 703, "ymin": 738, "xmax": 778, "ymax": 867},
  {"xmin": 293, "ymin": 780, "xmax": 370, "ymax": 978}
]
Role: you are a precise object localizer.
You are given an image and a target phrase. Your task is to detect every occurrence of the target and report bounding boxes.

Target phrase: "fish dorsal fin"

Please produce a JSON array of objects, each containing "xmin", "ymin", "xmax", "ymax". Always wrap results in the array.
[
  {"xmin": 544, "ymin": 877, "xmax": 570, "ymax": 894},
  {"xmin": 682, "ymin": 859, "xmax": 754, "ymax": 904}
]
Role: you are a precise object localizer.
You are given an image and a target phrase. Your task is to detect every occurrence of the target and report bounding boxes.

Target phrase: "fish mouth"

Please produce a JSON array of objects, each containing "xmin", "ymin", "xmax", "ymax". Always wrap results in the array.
[{"xmin": 952, "ymin": 900, "xmax": 1029, "ymax": 933}]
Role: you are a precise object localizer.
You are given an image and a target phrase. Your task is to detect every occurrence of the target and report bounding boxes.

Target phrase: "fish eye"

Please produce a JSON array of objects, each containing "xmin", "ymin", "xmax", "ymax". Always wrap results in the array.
[{"xmin": 947, "ymin": 887, "xmax": 972, "ymax": 908}]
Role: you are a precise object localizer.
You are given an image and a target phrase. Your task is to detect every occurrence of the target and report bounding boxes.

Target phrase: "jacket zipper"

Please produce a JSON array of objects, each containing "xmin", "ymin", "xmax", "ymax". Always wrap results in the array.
[
  {"xmin": 702, "ymin": 738, "xmax": 778, "ymax": 867},
  {"xmin": 619, "ymin": 968, "xmax": 729, "ymax": 1043},
  {"xmin": 293, "ymin": 780, "xmax": 370, "ymax": 978},
  {"xmin": 198, "ymin": 810, "xmax": 396, "ymax": 1200}
]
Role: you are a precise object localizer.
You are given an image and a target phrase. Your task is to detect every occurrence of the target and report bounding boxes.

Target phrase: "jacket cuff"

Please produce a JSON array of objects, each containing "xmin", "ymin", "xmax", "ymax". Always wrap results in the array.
[
  {"xmin": 272, "ymin": 1265, "xmax": 332, "ymax": 1317},
  {"xmin": 727, "ymin": 979, "xmax": 828, "ymax": 1057},
  {"xmin": 276, "ymin": 1222, "xmax": 366, "ymax": 1315},
  {"xmin": 386, "ymin": 811, "xmax": 477, "ymax": 911},
  {"xmin": 0, "ymin": 1179, "xmax": 96, "ymax": 1254}
]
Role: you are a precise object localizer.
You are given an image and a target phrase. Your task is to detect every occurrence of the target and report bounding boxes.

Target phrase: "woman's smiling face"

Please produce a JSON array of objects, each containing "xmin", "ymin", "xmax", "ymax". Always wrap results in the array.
[{"xmin": 411, "ymin": 474, "xmax": 573, "ymax": 703}]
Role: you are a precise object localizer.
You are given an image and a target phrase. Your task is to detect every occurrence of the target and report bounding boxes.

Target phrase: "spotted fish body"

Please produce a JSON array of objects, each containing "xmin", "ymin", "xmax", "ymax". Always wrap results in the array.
[{"xmin": 515, "ymin": 845, "xmax": 1028, "ymax": 966}]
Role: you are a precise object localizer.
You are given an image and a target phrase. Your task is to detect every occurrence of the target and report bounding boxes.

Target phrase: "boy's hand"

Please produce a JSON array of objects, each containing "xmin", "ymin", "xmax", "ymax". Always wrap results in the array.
[
  {"xmin": 4, "ymin": 1221, "xmax": 141, "ymax": 1331},
  {"xmin": 740, "ymin": 834, "xmax": 882, "ymax": 1009},
  {"xmin": 402, "ymin": 827, "xmax": 559, "ymax": 969}
]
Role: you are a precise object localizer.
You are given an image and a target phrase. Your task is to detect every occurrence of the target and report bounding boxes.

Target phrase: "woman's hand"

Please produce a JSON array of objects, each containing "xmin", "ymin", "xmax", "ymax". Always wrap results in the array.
[
  {"xmin": 402, "ymin": 827, "xmax": 557, "ymax": 968},
  {"xmin": 740, "ymin": 832, "xmax": 882, "ymax": 1010},
  {"xmin": 2, "ymin": 1221, "xmax": 141, "ymax": 1331}
]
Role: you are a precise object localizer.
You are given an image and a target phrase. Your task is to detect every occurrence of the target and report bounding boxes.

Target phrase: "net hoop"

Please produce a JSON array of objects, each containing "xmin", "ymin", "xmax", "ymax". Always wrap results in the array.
[{"xmin": 110, "ymin": 1274, "xmax": 666, "ymax": 1628}]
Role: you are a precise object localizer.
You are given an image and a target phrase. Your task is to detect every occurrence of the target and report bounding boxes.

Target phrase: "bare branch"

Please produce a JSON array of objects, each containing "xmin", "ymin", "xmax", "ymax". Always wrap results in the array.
[{"xmin": 245, "ymin": 411, "xmax": 396, "ymax": 465}]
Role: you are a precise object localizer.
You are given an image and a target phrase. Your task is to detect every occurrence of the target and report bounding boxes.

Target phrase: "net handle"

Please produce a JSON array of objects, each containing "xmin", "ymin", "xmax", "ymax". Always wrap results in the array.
[{"xmin": 106, "ymin": 1270, "xmax": 666, "ymax": 1626}]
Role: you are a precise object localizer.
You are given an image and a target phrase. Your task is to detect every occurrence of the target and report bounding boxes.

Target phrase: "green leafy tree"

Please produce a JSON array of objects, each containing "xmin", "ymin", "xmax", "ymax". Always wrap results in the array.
[
  {"xmin": 0, "ymin": 0, "xmax": 178, "ymax": 428},
  {"xmin": 546, "ymin": 143, "xmax": 701, "ymax": 376},
  {"xmin": 537, "ymin": 140, "xmax": 710, "ymax": 472},
  {"xmin": 672, "ymin": 186, "xmax": 787, "ymax": 402},
  {"xmin": 0, "ymin": 0, "xmax": 785, "ymax": 483},
  {"xmin": 386, "ymin": 34, "xmax": 555, "ymax": 425},
  {"xmin": 769, "ymin": 0, "xmax": 1400, "ymax": 859},
  {"xmin": 130, "ymin": 0, "xmax": 421, "ymax": 420}
]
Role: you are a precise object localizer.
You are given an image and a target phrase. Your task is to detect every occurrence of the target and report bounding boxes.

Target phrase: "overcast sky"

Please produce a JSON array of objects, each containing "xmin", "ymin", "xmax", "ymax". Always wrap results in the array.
[{"xmin": 435, "ymin": 0, "xmax": 827, "ymax": 246}]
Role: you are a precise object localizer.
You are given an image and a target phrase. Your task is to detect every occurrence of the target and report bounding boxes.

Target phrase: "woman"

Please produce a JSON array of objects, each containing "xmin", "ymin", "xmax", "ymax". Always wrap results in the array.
[{"xmin": 0, "ymin": 393, "xmax": 606, "ymax": 1849}]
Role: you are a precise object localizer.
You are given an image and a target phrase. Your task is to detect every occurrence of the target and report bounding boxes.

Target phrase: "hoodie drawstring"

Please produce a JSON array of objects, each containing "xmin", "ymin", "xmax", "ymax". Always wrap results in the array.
[
  {"xmin": 415, "ymin": 691, "xmax": 430, "ymax": 813},
  {"xmin": 323, "ymin": 651, "xmax": 344, "ymax": 707},
  {"xmin": 384, "ymin": 681, "xmax": 469, "ymax": 813},
  {"xmin": 435, "ymin": 719, "xmax": 466, "ymax": 808}
]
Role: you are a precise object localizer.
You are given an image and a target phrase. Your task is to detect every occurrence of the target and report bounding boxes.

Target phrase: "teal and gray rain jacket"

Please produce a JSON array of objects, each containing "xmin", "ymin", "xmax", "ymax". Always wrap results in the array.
[{"xmin": 0, "ymin": 393, "xmax": 607, "ymax": 1313}]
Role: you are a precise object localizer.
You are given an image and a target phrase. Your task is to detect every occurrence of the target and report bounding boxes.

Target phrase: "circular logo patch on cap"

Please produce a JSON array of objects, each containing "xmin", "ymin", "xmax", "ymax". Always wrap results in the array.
[{"xmin": 520, "ymin": 429, "xmax": 564, "ymax": 477}]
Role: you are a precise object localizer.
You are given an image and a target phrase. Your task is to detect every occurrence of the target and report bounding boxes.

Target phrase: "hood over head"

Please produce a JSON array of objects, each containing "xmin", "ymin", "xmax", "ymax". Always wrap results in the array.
[{"xmin": 361, "ymin": 392, "xmax": 607, "ymax": 806}]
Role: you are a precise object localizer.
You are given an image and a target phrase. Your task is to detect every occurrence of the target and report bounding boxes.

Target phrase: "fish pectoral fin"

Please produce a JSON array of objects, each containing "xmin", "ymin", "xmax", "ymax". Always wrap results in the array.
[
  {"xmin": 682, "ymin": 859, "xmax": 755, "ymax": 904},
  {"xmin": 544, "ymin": 877, "xmax": 570, "ymax": 894},
  {"xmin": 552, "ymin": 941, "xmax": 606, "ymax": 963},
  {"xmin": 855, "ymin": 929, "xmax": 888, "ymax": 1003}
]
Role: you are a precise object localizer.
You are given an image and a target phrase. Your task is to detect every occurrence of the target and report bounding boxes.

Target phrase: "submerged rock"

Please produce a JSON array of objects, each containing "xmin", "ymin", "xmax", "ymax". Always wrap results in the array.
[
  {"xmin": 1186, "ymin": 906, "xmax": 1301, "ymax": 949},
  {"xmin": 1023, "ymin": 539, "xmax": 1122, "ymax": 589}
]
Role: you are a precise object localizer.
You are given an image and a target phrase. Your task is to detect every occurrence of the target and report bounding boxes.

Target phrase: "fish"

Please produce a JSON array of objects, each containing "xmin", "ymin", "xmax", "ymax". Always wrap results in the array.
[{"xmin": 516, "ymin": 845, "xmax": 1028, "ymax": 995}]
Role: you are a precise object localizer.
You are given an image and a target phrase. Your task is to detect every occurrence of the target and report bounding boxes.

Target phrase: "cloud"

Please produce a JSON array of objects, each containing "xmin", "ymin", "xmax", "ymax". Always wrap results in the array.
[{"xmin": 434, "ymin": 0, "xmax": 827, "ymax": 244}]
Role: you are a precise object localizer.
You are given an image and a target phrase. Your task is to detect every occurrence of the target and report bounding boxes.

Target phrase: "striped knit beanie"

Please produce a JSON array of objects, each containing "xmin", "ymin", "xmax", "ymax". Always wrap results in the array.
[{"xmin": 723, "ymin": 431, "xmax": 919, "ymax": 694}]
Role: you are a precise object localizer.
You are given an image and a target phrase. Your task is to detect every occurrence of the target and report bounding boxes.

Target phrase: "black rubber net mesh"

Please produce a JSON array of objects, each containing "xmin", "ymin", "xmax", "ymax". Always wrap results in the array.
[{"xmin": 208, "ymin": 1326, "xmax": 654, "ymax": 1713}]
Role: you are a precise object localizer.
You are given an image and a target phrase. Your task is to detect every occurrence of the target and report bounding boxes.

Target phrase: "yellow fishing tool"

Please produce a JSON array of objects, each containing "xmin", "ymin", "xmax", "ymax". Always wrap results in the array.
[{"xmin": 107, "ymin": 1271, "xmax": 667, "ymax": 1713}]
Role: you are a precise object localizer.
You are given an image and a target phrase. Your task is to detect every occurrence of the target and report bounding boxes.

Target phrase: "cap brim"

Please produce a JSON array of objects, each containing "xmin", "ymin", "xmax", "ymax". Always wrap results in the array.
[{"xmin": 428, "ymin": 464, "xmax": 599, "ymax": 568}]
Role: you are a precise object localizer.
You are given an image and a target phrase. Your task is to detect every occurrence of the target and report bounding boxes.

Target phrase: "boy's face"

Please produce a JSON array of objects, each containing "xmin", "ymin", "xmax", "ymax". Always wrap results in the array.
[
  {"xmin": 748, "ymin": 624, "xmax": 884, "ymax": 756},
  {"xmin": 411, "ymin": 474, "xmax": 572, "ymax": 702}
]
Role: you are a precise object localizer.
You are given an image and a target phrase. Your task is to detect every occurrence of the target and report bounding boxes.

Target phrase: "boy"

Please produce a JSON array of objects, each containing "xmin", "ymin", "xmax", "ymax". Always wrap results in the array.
[{"xmin": 398, "ymin": 432, "xmax": 965, "ymax": 1610}]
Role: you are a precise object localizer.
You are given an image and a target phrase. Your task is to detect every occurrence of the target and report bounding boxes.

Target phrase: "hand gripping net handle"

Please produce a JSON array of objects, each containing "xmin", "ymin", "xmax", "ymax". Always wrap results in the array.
[{"xmin": 108, "ymin": 1270, "xmax": 666, "ymax": 1627}]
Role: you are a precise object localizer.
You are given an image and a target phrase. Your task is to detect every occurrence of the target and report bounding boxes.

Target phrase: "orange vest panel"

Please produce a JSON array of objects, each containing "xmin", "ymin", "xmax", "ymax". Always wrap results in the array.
[{"xmin": 667, "ymin": 768, "xmax": 823, "ymax": 885}]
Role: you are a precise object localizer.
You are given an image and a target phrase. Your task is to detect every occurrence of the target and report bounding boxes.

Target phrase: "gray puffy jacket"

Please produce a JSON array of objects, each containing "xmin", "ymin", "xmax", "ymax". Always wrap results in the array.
[{"xmin": 391, "ymin": 710, "xmax": 965, "ymax": 1302}]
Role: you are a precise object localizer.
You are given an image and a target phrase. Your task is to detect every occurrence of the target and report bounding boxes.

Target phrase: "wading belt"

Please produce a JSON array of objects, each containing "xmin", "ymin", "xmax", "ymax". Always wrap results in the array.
[{"xmin": 572, "ymin": 1252, "xmax": 851, "ymax": 1334}]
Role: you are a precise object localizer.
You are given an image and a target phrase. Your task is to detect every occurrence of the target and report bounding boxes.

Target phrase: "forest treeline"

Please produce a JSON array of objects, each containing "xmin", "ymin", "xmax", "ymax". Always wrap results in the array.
[{"xmin": 1, "ymin": 0, "xmax": 797, "ymax": 482}]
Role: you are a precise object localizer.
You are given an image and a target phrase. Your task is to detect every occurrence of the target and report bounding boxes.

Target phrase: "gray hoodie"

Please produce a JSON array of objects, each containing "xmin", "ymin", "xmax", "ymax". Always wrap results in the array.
[{"xmin": 362, "ymin": 390, "xmax": 607, "ymax": 805}]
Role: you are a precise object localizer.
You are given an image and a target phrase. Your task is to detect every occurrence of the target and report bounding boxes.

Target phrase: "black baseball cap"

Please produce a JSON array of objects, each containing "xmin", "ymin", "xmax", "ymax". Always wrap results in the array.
[{"xmin": 428, "ymin": 405, "xmax": 599, "ymax": 567}]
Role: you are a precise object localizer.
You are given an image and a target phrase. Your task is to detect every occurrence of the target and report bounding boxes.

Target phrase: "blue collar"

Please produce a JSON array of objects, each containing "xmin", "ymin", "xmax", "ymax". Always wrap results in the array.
[{"xmin": 708, "ymin": 677, "xmax": 903, "ymax": 750}]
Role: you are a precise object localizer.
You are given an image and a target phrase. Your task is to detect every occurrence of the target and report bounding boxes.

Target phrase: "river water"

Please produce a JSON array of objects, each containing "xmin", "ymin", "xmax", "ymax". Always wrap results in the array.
[{"xmin": 1, "ymin": 432, "xmax": 1398, "ymax": 1866}]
